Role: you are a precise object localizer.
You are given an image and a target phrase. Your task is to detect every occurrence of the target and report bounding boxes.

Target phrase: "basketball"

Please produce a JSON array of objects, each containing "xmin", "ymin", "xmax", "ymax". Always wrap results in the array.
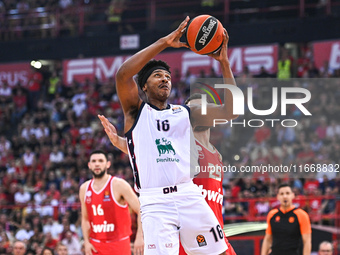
[{"xmin": 185, "ymin": 15, "xmax": 224, "ymax": 55}]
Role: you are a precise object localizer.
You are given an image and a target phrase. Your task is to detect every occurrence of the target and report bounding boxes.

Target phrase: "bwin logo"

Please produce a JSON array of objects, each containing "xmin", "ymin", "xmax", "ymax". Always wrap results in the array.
[{"xmin": 91, "ymin": 221, "xmax": 114, "ymax": 233}]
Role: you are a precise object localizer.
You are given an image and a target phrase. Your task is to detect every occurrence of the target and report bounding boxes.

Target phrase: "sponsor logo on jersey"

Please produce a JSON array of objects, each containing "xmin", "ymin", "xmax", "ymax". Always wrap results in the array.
[
  {"xmin": 172, "ymin": 106, "xmax": 183, "ymax": 114},
  {"xmin": 196, "ymin": 235, "xmax": 207, "ymax": 247},
  {"xmin": 148, "ymin": 244, "xmax": 156, "ymax": 249},
  {"xmin": 155, "ymin": 138, "xmax": 176, "ymax": 156},
  {"xmin": 165, "ymin": 243, "xmax": 173, "ymax": 248},
  {"xmin": 198, "ymin": 185, "xmax": 223, "ymax": 205},
  {"xmin": 289, "ymin": 216, "xmax": 295, "ymax": 223},
  {"xmin": 163, "ymin": 186, "xmax": 177, "ymax": 194},
  {"xmin": 91, "ymin": 221, "xmax": 115, "ymax": 233},
  {"xmin": 155, "ymin": 138, "xmax": 181, "ymax": 163},
  {"xmin": 275, "ymin": 216, "xmax": 280, "ymax": 222},
  {"xmin": 103, "ymin": 190, "xmax": 111, "ymax": 202}
]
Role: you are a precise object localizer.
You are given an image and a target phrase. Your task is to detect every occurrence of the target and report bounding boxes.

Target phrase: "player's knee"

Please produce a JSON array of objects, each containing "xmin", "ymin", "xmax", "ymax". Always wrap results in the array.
[{"xmin": 219, "ymin": 251, "xmax": 227, "ymax": 255}]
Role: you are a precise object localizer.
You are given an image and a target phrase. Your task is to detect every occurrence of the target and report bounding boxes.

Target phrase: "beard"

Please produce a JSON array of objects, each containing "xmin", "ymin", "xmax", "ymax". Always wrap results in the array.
[{"xmin": 91, "ymin": 169, "xmax": 106, "ymax": 179}]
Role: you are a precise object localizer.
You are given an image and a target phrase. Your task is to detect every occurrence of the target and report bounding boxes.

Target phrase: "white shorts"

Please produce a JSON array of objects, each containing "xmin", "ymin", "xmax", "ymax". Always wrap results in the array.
[{"xmin": 139, "ymin": 181, "xmax": 228, "ymax": 255}]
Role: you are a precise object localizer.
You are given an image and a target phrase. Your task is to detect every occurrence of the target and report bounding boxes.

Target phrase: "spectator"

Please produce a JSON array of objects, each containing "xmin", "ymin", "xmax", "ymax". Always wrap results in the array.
[
  {"xmin": 72, "ymin": 98, "xmax": 87, "ymax": 118},
  {"xmin": 27, "ymin": 68, "xmax": 43, "ymax": 111},
  {"xmin": 277, "ymin": 49, "xmax": 292, "ymax": 80},
  {"xmin": 318, "ymin": 241, "xmax": 333, "ymax": 254},
  {"xmin": 43, "ymin": 216, "xmax": 63, "ymax": 239},
  {"xmin": 46, "ymin": 183, "xmax": 61, "ymax": 201},
  {"xmin": 15, "ymin": 222, "xmax": 34, "ymax": 241},
  {"xmin": 14, "ymin": 185, "xmax": 31, "ymax": 206},
  {"xmin": 22, "ymin": 147, "xmax": 35, "ymax": 167},
  {"xmin": 12, "ymin": 241, "xmax": 27, "ymax": 255},
  {"xmin": 56, "ymin": 243, "xmax": 68, "ymax": 255},
  {"xmin": 49, "ymin": 145, "xmax": 64, "ymax": 168},
  {"xmin": 61, "ymin": 230, "xmax": 81, "ymax": 255},
  {"xmin": 0, "ymin": 81, "xmax": 12, "ymax": 105},
  {"xmin": 43, "ymin": 232, "xmax": 59, "ymax": 250},
  {"xmin": 41, "ymin": 246, "xmax": 54, "ymax": 255},
  {"xmin": 33, "ymin": 189, "xmax": 47, "ymax": 206}
]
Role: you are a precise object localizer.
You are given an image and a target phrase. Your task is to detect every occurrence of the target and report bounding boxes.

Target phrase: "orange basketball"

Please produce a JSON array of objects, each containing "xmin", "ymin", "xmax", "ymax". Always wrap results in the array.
[{"xmin": 185, "ymin": 15, "xmax": 224, "ymax": 55}]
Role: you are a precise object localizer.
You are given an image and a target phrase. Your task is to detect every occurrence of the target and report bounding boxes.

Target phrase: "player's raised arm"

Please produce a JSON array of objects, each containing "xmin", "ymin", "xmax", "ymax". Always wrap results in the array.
[
  {"xmin": 115, "ymin": 17, "xmax": 189, "ymax": 132},
  {"xmin": 190, "ymin": 29, "xmax": 239, "ymax": 128}
]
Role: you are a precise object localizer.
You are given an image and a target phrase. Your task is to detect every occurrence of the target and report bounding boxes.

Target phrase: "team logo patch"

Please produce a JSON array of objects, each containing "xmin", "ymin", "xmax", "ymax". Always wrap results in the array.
[
  {"xmin": 289, "ymin": 216, "xmax": 295, "ymax": 223},
  {"xmin": 86, "ymin": 190, "xmax": 92, "ymax": 204},
  {"xmin": 103, "ymin": 190, "xmax": 111, "ymax": 202},
  {"xmin": 148, "ymin": 244, "xmax": 156, "ymax": 249},
  {"xmin": 275, "ymin": 216, "xmax": 280, "ymax": 222},
  {"xmin": 172, "ymin": 106, "xmax": 183, "ymax": 114},
  {"xmin": 196, "ymin": 235, "xmax": 207, "ymax": 247},
  {"xmin": 196, "ymin": 145, "xmax": 205, "ymax": 159},
  {"xmin": 86, "ymin": 197, "xmax": 91, "ymax": 204}
]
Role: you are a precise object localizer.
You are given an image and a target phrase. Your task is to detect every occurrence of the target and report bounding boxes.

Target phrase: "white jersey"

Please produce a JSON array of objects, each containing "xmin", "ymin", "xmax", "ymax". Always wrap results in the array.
[{"xmin": 125, "ymin": 102, "xmax": 199, "ymax": 190}]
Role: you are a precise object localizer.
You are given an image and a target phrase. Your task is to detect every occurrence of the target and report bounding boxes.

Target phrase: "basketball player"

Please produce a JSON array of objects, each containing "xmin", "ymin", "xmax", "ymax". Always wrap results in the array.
[
  {"xmin": 79, "ymin": 150, "xmax": 144, "ymax": 255},
  {"xmin": 99, "ymin": 16, "xmax": 237, "ymax": 255},
  {"xmin": 261, "ymin": 184, "xmax": 311, "ymax": 255},
  {"xmin": 100, "ymin": 94, "xmax": 237, "ymax": 255},
  {"xmin": 180, "ymin": 94, "xmax": 237, "ymax": 255}
]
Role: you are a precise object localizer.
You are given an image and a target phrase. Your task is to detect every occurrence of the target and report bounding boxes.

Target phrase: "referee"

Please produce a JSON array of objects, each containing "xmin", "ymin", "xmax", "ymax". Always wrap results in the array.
[{"xmin": 261, "ymin": 184, "xmax": 312, "ymax": 255}]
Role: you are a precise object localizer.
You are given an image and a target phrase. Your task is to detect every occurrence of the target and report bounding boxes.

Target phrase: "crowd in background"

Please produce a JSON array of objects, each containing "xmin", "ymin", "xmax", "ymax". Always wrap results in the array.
[
  {"xmin": 1, "ymin": 0, "xmax": 337, "ymax": 41},
  {"xmin": 0, "ymin": 42, "xmax": 340, "ymax": 255}
]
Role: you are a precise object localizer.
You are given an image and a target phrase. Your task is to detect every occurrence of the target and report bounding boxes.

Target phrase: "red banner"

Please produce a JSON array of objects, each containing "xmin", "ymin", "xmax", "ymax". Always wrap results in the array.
[
  {"xmin": 0, "ymin": 62, "xmax": 31, "ymax": 87},
  {"xmin": 313, "ymin": 39, "xmax": 340, "ymax": 71},
  {"xmin": 63, "ymin": 44, "xmax": 278, "ymax": 85}
]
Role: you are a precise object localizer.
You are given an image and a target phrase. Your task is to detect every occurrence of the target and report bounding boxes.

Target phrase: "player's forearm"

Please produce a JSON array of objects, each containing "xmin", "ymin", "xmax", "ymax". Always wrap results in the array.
[
  {"xmin": 116, "ymin": 38, "xmax": 168, "ymax": 81},
  {"xmin": 81, "ymin": 220, "xmax": 91, "ymax": 244},
  {"xmin": 261, "ymin": 243, "xmax": 270, "ymax": 255},
  {"xmin": 219, "ymin": 60, "xmax": 238, "ymax": 121},
  {"xmin": 302, "ymin": 239, "xmax": 311, "ymax": 255},
  {"xmin": 111, "ymin": 135, "xmax": 128, "ymax": 154},
  {"xmin": 261, "ymin": 236, "xmax": 272, "ymax": 255},
  {"xmin": 260, "ymin": 241, "xmax": 269, "ymax": 255},
  {"xmin": 136, "ymin": 212, "xmax": 143, "ymax": 238}
]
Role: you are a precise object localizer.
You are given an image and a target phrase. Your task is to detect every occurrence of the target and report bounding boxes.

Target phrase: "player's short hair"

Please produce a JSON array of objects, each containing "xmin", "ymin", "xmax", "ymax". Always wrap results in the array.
[
  {"xmin": 277, "ymin": 183, "xmax": 292, "ymax": 193},
  {"xmin": 184, "ymin": 93, "xmax": 203, "ymax": 105},
  {"xmin": 89, "ymin": 150, "xmax": 108, "ymax": 161},
  {"xmin": 137, "ymin": 60, "xmax": 171, "ymax": 90}
]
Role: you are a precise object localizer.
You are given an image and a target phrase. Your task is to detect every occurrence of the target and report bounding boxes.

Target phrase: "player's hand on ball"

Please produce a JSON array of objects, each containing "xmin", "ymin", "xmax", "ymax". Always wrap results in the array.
[
  {"xmin": 163, "ymin": 16, "xmax": 190, "ymax": 48},
  {"xmin": 208, "ymin": 29, "xmax": 229, "ymax": 62}
]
